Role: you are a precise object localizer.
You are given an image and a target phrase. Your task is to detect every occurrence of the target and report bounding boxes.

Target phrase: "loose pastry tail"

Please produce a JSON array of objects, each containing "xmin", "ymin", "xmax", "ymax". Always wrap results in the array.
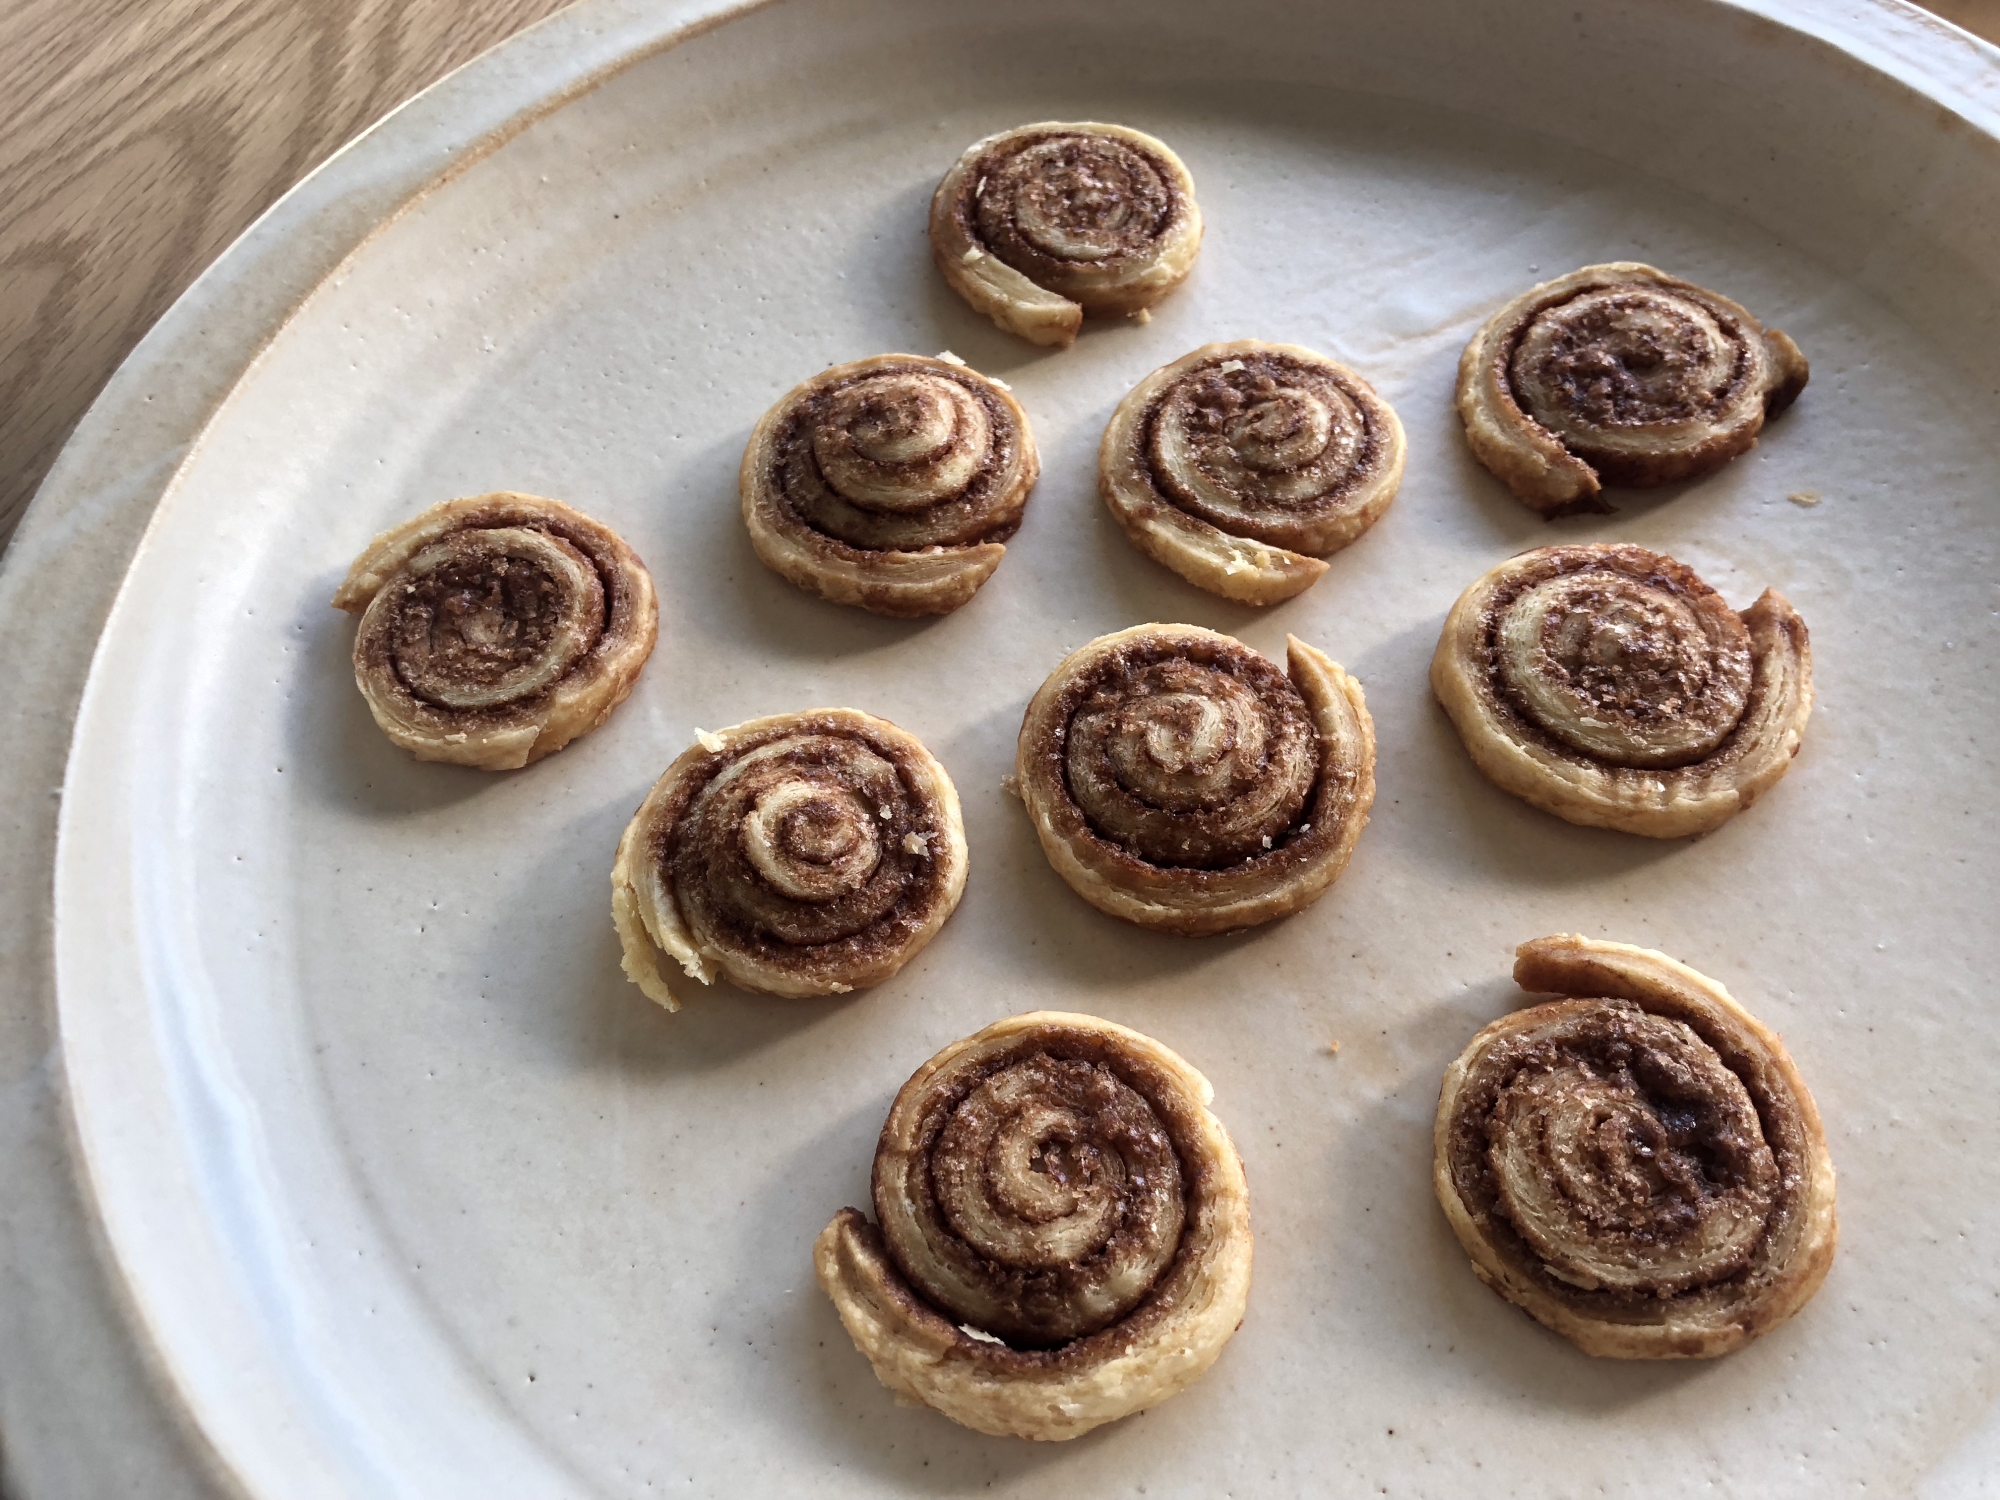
[{"xmin": 816, "ymin": 1012, "xmax": 1252, "ymax": 1439}]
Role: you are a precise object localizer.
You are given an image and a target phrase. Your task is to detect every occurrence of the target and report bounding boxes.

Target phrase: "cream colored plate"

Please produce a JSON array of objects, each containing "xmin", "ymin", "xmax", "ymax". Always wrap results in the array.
[{"xmin": 41, "ymin": 0, "xmax": 2000, "ymax": 1494}]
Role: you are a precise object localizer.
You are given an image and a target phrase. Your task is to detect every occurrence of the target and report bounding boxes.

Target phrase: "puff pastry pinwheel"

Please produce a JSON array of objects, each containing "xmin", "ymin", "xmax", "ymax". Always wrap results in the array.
[
  {"xmin": 332, "ymin": 492, "xmax": 657, "ymax": 769},
  {"xmin": 1017, "ymin": 624, "xmax": 1374, "ymax": 934},
  {"xmin": 930, "ymin": 122, "xmax": 1202, "ymax": 347},
  {"xmin": 1100, "ymin": 340, "xmax": 1405, "ymax": 604},
  {"xmin": 816, "ymin": 1011, "xmax": 1253, "ymax": 1439},
  {"xmin": 1431, "ymin": 543, "xmax": 1811, "ymax": 838},
  {"xmin": 612, "ymin": 709, "xmax": 967, "ymax": 1008},
  {"xmin": 1457, "ymin": 263, "xmax": 1808, "ymax": 516},
  {"xmin": 1434, "ymin": 935, "xmax": 1836, "ymax": 1359},
  {"xmin": 741, "ymin": 354, "xmax": 1038, "ymax": 617}
]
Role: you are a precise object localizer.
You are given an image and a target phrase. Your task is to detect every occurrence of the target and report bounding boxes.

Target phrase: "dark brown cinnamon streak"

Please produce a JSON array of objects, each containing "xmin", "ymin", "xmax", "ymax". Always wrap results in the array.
[
  {"xmin": 815, "ymin": 1011, "xmax": 1252, "ymax": 1439},
  {"xmin": 1457, "ymin": 263, "xmax": 1808, "ymax": 516},
  {"xmin": 1434, "ymin": 936, "xmax": 1836, "ymax": 1358}
]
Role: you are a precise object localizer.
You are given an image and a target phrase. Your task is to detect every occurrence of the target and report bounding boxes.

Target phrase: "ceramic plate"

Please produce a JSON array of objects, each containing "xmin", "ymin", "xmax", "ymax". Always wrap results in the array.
[{"xmin": 48, "ymin": 0, "xmax": 2000, "ymax": 1494}]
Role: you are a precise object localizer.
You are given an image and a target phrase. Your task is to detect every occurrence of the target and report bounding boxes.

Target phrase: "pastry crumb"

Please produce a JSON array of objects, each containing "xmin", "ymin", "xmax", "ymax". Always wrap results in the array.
[
  {"xmin": 1787, "ymin": 490, "xmax": 1822, "ymax": 507},
  {"xmin": 1217, "ymin": 359, "xmax": 1245, "ymax": 374},
  {"xmin": 1001, "ymin": 772, "xmax": 1022, "ymax": 798},
  {"xmin": 961, "ymin": 247, "xmax": 982, "ymax": 263},
  {"xmin": 1328, "ymin": 1039, "xmax": 1341, "ymax": 1056},
  {"xmin": 877, "ymin": 803, "xmax": 893, "ymax": 820},
  {"xmin": 935, "ymin": 349, "xmax": 968, "ymax": 366},
  {"xmin": 1133, "ymin": 308, "xmax": 1152, "ymax": 324},
  {"xmin": 902, "ymin": 831, "xmax": 931, "ymax": 856},
  {"xmin": 830, "ymin": 983, "xmax": 853, "ymax": 994},
  {"xmin": 694, "ymin": 728, "xmax": 726, "ymax": 753}
]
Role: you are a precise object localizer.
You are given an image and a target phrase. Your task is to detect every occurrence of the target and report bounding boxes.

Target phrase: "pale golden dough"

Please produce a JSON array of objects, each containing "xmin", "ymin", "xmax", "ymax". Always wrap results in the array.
[
  {"xmin": 815, "ymin": 1011, "xmax": 1252, "ymax": 1439},
  {"xmin": 929, "ymin": 123, "xmax": 1202, "ymax": 347},
  {"xmin": 332, "ymin": 492, "xmax": 657, "ymax": 770},
  {"xmin": 740, "ymin": 354, "xmax": 1037, "ymax": 617},
  {"xmin": 1100, "ymin": 340, "xmax": 1405, "ymax": 605},
  {"xmin": 1431, "ymin": 543, "xmax": 1811, "ymax": 837},
  {"xmin": 1434, "ymin": 935, "xmax": 1837, "ymax": 1359},
  {"xmin": 1456, "ymin": 262, "xmax": 1809, "ymax": 516},
  {"xmin": 1017, "ymin": 624, "xmax": 1374, "ymax": 934},
  {"xmin": 611, "ymin": 709, "xmax": 967, "ymax": 1008}
]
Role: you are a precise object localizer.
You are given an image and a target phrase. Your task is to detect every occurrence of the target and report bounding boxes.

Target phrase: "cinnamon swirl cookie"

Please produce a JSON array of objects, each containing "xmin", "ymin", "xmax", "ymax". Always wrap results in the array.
[
  {"xmin": 611, "ymin": 709, "xmax": 967, "ymax": 1008},
  {"xmin": 741, "ymin": 354, "xmax": 1038, "ymax": 617},
  {"xmin": 1432, "ymin": 544, "xmax": 1811, "ymax": 838},
  {"xmin": 1458, "ymin": 263, "xmax": 1809, "ymax": 516},
  {"xmin": 815, "ymin": 1011, "xmax": 1252, "ymax": 1439},
  {"xmin": 1434, "ymin": 935, "xmax": 1836, "ymax": 1359},
  {"xmin": 1017, "ymin": 625, "xmax": 1374, "ymax": 934},
  {"xmin": 331, "ymin": 492, "xmax": 657, "ymax": 769},
  {"xmin": 1101, "ymin": 341, "xmax": 1406, "ymax": 604},
  {"xmin": 930, "ymin": 123, "xmax": 1202, "ymax": 347}
]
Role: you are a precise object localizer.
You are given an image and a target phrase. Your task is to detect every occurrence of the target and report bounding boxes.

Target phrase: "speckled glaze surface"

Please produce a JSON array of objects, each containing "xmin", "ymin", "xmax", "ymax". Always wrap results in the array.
[{"xmin": 9, "ymin": 1, "xmax": 2000, "ymax": 1495}]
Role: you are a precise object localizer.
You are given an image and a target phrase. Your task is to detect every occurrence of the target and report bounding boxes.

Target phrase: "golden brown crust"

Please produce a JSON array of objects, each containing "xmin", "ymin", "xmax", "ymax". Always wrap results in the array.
[
  {"xmin": 740, "ymin": 354, "xmax": 1038, "ymax": 617},
  {"xmin": 1099, "ymin": 341, "xmax": 1405, "ymax": 604},
  {"xmin": 610, "ymin": 709, "xmax": 968, "ymax": 1007},
  {"xmin": 929, "ymin": 123, "xmax": 1202, "ymax": 348},
  {"xmin": 1431, "ymin": 543, "xmax": 1812, "ymax": 838},
  {"xmin": 1433, "ymin": 936, "xmax": 1837, "ymax": 1359},
  {"xmin": 1016, "ymin": 625, "xmax": 1374, "ymax": 934},
  {"xmin": 1456, "ymin": 262, "xmax": 1809, "ymax": 516},
  {"xmin": 332, "ymin": 492, "xmax": 657, "ymax": 769},
  {"xmin": 815, "ymin": 1011, "xmax": 1252, "ymax": 1439}
]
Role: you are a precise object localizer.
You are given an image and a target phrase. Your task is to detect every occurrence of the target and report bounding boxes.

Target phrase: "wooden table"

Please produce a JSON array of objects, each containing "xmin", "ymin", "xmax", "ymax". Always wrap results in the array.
[{"xmin": 1, "ymin": 0, "xmax": 1996, "ymax": 547}]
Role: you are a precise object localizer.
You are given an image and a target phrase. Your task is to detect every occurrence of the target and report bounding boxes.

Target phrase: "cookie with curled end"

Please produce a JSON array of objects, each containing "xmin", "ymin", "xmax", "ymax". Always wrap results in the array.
[
  {"xmin": 332, "ymin": 492, "xmax": 657, "ymax": 769},
  {"xmin": 611, "ymin": 709, "xmax": 968, "ymax": 1007},
  {"xmin": 1431, "ymin": 543, "xmax": 1812, "ymax": 838},
  {"xmin": 741, "ymin": 354, "xmax": 1038, "ymax": 617},
  {"xmin": 930, "ymin": 122, "xmax": 1202, "ymax": 347},
  {"xmin": 1017, "ymin": 624, "xmax": 1375, "ymax": 934},
  {"xmin": 815, "ymin": 1010, "xmax": 1252, "ymax": 1439},
  {"xmin": 1458, "ymin": 262, "xmax": 1809, "ymax": 516},
  {"xmin": 1101, "ymin": 340, "xmax": 1406, "ymax": 604},
  {"xmin": 1434, "ymin": 935, "xmax": 1836, "ymax": 1358}
]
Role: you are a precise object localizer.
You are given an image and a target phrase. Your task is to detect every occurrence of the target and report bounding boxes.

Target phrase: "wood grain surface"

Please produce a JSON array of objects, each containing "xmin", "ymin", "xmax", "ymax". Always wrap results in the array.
[{"xmin": 0, "ymin": 0, "xmax": 1995, "ymax": 547}]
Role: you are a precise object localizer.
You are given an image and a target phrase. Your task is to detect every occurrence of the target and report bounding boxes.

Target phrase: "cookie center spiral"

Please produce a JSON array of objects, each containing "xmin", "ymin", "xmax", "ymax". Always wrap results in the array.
[
  {"xmin": 987, "ymin": 135, "xmax": 1170, "ymax": 263},
  {"xmin": 390, "ymin": 527, "xmax": 604, "ymax": 710},
  {"xmin": 811, "ymin": 372, "xmax": 990, "ymax": 512},
  {"xmin": 1511, "ymin": 289, "xmax": 1743, "ymax": 441},
  {"xmin": 1486, "ymin": 1010, "xmax": 1779, "ymax": 1295},
  {"xmin": 920, "ymin": 1055, "xmax": 1184, "ymax": 1343},
  {"xmin": 1066, "ymin": 656, "xmax": 1317, "ymax": 867},
  {"xmin": 1497, "ymin": 570, "xmax": 1753, "ymax": 768},
  {"xmin": 740, "ymin": 780, "xmax": 882, "ymax": 903}
]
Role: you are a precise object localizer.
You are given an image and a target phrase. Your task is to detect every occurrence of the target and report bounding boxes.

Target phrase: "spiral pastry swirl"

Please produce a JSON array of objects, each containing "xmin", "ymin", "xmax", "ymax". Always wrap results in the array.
[
  {"xmin": 815, "ymin": 1011, "xmax": 1252, "ymax": 1440},
  {"xmin": 930, "ymin": 122, "xmax": 1202, "ymax": 348},
  {"xmin": 331, "ymin": 493, "xmax": 657, "ymax": 769},
  {"xmin": 1432, "ymin": 544, "xmax": 1812, "ymax": 838},
  {"xmin": 741, "ymin": 354, "xmax": 1038, "ymax": 617},
  {"xmin": 611, "ymin": 709, "xmax": 968, "ymax": 1006},
  {"xmin": 1434, "ymin": 935, "xmax": 1836, "ymax": 1358},
  {"xmin": 1458, "ymin": 263, "xmax": 1809, "ymax": 516},
  {"xmin": 1017, "ymin": 624, "xmax": 1374, "ymax": 934},
  {"xmin": 1101, "ymin": 341, "xmax": 1406, "ymax": 604}
]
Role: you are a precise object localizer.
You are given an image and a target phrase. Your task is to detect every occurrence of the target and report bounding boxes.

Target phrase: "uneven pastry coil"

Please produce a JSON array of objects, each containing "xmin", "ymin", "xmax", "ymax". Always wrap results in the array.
[
  {"xmin": 611, "ymin": 709, "xmax": 968, "ymax": 1006},
  {"xmin": 332, "ymin": 492, "xmax": 657, "ymax": 770},
  {"xmin": 1017, "ymin": 624, "xmax": 1375, "ymax": 934},
  {"xmin": 815, "ymin": 1011, "xmax": 1252, "ymax": 1440},
  {"xmin": 1457, "ymin": 262, "xmax": 1809, "ymax": 516},
  {"xmin": 1434, "ymin": 935, "xmax": 1836, "ymax": 1359},
  {"xmin": 1100, "ymin": 340, "xmax": 1406, "ymax": 604},
  {"xmin": 930, "ymin": 122, "xmax": 1203, "ymax": 347},
  {"xmin": 1431, "ymin": 543, "xmax": 1812, "ymax": 838},
  {"xmin": 741, "ymin": 354, "xmax": 1038, "ymax": 617}
]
